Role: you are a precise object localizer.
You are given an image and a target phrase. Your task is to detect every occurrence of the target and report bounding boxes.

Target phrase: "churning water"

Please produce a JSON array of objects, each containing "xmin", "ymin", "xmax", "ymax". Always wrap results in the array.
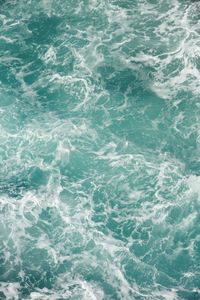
[{"xmin": 0, "ymin": 0, "xmax": 200, "ymax": 299}]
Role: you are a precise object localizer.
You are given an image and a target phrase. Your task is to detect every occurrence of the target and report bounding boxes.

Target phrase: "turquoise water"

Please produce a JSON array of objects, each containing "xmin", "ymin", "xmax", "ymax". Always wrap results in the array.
[{"xmin": 0, "ymin": 0, "xmax": 200, "ymax": 299}]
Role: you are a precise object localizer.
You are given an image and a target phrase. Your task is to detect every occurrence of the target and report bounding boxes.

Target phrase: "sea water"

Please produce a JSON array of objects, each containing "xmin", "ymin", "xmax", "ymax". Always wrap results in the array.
[{"xmin": 0, "ymin": 0, "xmax": 200, "ymax": 299}]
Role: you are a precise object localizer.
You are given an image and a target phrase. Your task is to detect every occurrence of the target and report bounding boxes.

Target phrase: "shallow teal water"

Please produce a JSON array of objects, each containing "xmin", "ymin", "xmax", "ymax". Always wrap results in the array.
[{"xmin": 0, "ymin": 0, "xmax": 200, "ymax": 299}]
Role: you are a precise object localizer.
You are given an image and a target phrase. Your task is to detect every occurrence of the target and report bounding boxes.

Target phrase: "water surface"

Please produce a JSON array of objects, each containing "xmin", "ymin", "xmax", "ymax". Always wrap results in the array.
[{"xmin": 0, "ymin": 0, "xmax": 200, "ymax": 299}]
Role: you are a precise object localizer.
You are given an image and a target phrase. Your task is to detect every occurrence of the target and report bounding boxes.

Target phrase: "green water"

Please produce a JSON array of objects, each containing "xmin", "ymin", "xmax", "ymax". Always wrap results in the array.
[{"xmin": 0, "ymin": 0, "xmax": 200, "ymax": 299}]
